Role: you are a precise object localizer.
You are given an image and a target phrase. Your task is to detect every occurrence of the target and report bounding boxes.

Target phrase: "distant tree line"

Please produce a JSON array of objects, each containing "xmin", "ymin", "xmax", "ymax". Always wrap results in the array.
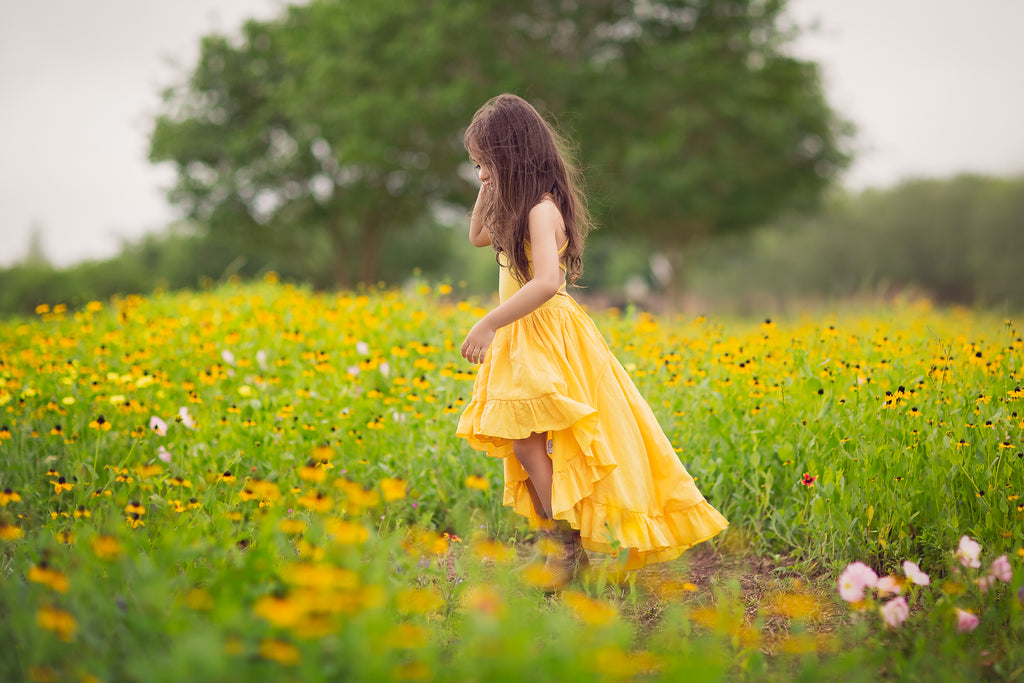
[
  {"xmin": 686, "ymin": 173, "xmax": 1024, "ymax": 312},
  {"xmin": 2, "ymin": 174, "xmax": 1021, "ymax": 317}
]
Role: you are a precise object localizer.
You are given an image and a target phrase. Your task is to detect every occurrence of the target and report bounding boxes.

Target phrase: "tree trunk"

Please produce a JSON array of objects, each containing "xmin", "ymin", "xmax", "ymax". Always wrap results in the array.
[
  {"xmin": 327, "ymin": 214, "xmax": 351, "ymax": 289},
  {"xmin": 358, "ymin": 220, "xmax": 383, "ymax": 284}
]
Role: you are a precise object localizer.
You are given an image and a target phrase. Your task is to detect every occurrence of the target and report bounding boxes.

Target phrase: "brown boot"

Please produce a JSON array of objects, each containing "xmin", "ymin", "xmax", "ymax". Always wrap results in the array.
[{"xmin": 534, "ymin": 522, "xmax": 590, "ymax": 592}]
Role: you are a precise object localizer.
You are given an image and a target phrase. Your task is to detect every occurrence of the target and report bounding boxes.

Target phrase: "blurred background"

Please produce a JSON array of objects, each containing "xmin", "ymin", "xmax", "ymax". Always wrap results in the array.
[{"xmin": 1, "ymin": 0, "xmax": 1022, "ymax": 316}]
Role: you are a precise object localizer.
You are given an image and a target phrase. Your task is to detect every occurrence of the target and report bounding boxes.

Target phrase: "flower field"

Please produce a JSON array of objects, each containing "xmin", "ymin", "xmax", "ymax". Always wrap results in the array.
[{"xmin": 1, "ymin": 278, "xmax": 1022, "ymax": 681}]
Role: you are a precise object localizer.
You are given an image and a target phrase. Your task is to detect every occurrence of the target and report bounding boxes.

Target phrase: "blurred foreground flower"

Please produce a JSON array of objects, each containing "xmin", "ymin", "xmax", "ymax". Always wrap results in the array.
[
  {"xmin": 955, "ymin": 607, "xmax": 979, "ymax": 633},
  {"xmin": 838, "ymin": 562, "xmax": 878, "ymax": 602},
  {"xmin": 902, "ymin": 560, "xmax": 930, "ymax": 586},
  {"xmin": 956, "ymin": 535, "xmax": 981, "ymax": 568},
  {"xmin": 880, "ymin": 597, "xmax": 908, "ymax": 628}
]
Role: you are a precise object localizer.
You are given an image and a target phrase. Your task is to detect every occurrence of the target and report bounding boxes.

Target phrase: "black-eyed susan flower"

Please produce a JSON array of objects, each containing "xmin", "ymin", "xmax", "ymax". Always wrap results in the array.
[
  {"xmin": 465, "ymin": 475, "xmax": 489, "ymax": 491},
  {"xmin": 50, "ymin": 477, "xmax": 73, "ymax": 494},
  {"xmin": 90, "ymin": 534, "xmax": 122, "ymax": 560},
  {"xmin": 0, "ymin": 523, "xmax": 24, "ymax": 541},
  {"xmin": 298, "ymin": 461, "xmax": 326, "ymax": 484},
  {"xmin": 28, "ymin": 563, "xmax": 69, "ymax": 593},
  {"xmin": 0, "ymin": 488, "xmax": 21, "ymax": 506},
  {"xmin": 380, "ymin": 478, "xmax": 406, "ymax": 502},
  {"xmin": 88, "ymin": 415, "xmax": 111, "ymax": 431},
  {"xmin": 258, "ymin": 639, "xmax": 301, "ymax": 666},
  {"xmin": 297, "ymin": 491, "xmax": 332, "ymax": 514},
  {"xmin": 36, "ymin": 605, "xmax": 77, "ymax": 641}
]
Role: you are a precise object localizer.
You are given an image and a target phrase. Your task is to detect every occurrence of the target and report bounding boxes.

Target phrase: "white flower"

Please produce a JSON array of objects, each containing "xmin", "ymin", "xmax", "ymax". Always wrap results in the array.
[
  {"xmin": 356, "ymin": 341, "xmax": 370, "ymax": 355},
  {"xmin": 256, "ymin": 350, "xmax": 267, "ymax": 369},
  {"xmin": 221, "ymin": 349, "xmax": 235, "ymax": 365},
  {"xmin": 902, "ymin": 560, "xmax": 931, "ymax": 586},
  {"xmin": 379, "ymin": 361, "xmax": 390, "ymax": 377}
]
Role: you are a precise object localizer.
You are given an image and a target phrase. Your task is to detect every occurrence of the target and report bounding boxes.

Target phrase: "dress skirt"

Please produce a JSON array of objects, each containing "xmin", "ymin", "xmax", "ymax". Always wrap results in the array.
[{"xmin": 456, "ymin": 292, "xmax": 728, "ymax": 569}]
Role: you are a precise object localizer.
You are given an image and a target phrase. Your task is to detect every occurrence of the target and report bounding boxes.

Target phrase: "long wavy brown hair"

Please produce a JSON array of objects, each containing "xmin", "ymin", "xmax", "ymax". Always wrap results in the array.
[{"xmin": 464, "ymin": 94, "xmax": 592, "ymax": 287}]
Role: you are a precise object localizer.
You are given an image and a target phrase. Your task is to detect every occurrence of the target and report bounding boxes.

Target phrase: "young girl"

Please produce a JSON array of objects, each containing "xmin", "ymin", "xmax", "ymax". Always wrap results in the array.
[{"xmin": 456, "ymin": 94, "xmax": 728, "ymax": 589}]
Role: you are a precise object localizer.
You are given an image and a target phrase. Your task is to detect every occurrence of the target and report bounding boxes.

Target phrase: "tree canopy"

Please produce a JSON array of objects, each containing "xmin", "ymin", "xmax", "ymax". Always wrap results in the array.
[{"xmin": 150, "ymin": 0, "xmax": 851, "ymax": 288}]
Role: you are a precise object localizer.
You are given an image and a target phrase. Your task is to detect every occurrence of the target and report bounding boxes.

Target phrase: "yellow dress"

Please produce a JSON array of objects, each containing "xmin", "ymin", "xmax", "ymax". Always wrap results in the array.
[{"xmin": 456, "ymin": 243, "xmax": 728, "ymax": 569}]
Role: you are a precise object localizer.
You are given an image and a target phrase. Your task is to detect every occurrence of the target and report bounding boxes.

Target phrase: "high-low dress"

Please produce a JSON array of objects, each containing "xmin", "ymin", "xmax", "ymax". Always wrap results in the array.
[{"xmin": 456, "ymin": 242, "xmax": 728, "ymax": 569}]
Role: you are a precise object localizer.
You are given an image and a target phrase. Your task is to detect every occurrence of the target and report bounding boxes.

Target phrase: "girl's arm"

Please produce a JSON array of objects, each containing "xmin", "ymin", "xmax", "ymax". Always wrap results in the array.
[
  {"xmin": 461, "ymin": 200, "xmax": 565, "ymax": 364},
  {"xmin": 468, "ymin": 182, "xmax": 493, "ymax": 247}
]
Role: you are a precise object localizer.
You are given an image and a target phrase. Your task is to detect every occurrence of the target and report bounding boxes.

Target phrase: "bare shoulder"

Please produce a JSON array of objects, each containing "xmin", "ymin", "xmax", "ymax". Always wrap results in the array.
[{"xmin": 529, "ymin": 196, "xmax": 566, "ymax": 235}]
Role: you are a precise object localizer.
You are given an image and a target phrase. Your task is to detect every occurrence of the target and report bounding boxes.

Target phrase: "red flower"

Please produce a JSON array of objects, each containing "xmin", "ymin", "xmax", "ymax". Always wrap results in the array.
[{"xmin": 800, "ymin": 473, "xmax": 818, "ymax": 487}]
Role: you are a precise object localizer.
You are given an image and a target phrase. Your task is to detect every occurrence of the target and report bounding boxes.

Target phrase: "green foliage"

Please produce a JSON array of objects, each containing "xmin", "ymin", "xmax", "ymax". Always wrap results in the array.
[
  {"xmin": 149, "ymin": 0, "xmax": 849, "ymax": 287},
  {"xmin": 688, "ymin": 174, "xmax": 1024, "ymax": 311}
]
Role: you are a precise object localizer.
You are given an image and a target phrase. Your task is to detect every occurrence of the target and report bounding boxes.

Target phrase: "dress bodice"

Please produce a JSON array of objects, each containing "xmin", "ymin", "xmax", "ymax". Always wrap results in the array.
[{"xmin": 498, "ymin": 241, "xmax": 568, "ymax": 303}]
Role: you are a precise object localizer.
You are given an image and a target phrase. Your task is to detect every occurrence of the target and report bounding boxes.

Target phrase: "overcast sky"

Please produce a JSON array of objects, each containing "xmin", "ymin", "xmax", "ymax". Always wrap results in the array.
[{"xmin": 2, "ymin": 0, "xmax": 1022, "ymax": 267}]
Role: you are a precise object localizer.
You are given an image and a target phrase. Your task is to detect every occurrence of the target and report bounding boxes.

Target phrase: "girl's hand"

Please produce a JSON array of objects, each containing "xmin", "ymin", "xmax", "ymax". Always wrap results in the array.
[{"xmin": 461, "ymin": 319, "xmax": 496, "ymax": 364}]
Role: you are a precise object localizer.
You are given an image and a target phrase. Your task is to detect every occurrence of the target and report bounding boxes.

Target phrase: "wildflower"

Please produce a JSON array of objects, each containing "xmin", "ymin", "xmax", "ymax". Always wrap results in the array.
[
  {"xmin": 90, "ymin": 535, "xmax": 122, "ymax": 560},
  {"xmin": 380, "ymin": 478, "xmax": 407, "ymax": 502},
  {"xmin": 838, "ymin": 562, "xmax": 878, "ymax": 603},
  {"xmin": 27, "ymin": 563, "xmax": 68, "ymax": 593},
  {"xmin": 298, "ymin": 460, "xmax": 327, "ymax": 483},
  {"xmin": 800, "ymin": 473, "xmax": 817, "ymax": 487},
  {"xmin": 51, "ymin": 477, "xmax": 73, "ymax": 493},
  {"xmin": 562, "ymin": 590, "xmax": 618, "ymax": 626},
  {"xmin": 36, "ymin": 606, "xmax": 77, "ymax": 641},
  {"xmin": 461, "ymin": 584, "xmax": 507, "ymax": 619},
  {"xmin": 157, "ymin": 445, "xmax": 172, "ymax": 463},
  {"xmin": 955, "ymin": 607, "xmax": 979, "ymax": 633},
  {"xmin": 464, "ymin": 475, "xmax": 489, "ymax": 491},
  {"xmin": 880, "ymin": 597, "xmax": 909, "ymax": 628},
  {"xmin": 259, "ymin": 639, "xmax": 301, "ymax": 666},
  {"xmin": 0, "ymin": 523, "xmax": 24, "ymax": 541},
  {"xmin": 989, "ymin": 554, "xmax": 1012, "ymax": 583},
  {"xmin": 0, "ymin": 488, "xmax": 21, "ymax": 506},
  {"xmin": 956, "ymin": 535, "xmax": 982, "ymax": 568},
  {"xmin": 876, "ymin": 575, "xmax": 903, "ymax": 595},
  {"xmin": 88, "ymin": 415, "xmax": 111, "ymax": 431},
  {"xmin": 395, "ymin": 587, "xmax": 444, "ymax": 615},
  {"xmin": 178, "ymin": 407, "xmax": 196, "ymax": 429},
  {"xmin": 902, "ymin": 560, "xmax": 931, "ymax": 585},
  {"xmin": 149, "ymin": 416, "xmax": 167, "ymax": 436}
]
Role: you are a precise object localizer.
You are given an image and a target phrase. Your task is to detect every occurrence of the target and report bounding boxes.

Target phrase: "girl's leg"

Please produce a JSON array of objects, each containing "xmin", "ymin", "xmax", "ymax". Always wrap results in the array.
[{"xmin": 512, "ymin": 431, "xmax": 553, "ymax": 519}]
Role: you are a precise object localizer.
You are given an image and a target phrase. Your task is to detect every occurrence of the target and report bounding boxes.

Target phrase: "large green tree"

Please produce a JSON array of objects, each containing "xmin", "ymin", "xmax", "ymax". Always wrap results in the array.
[{"xmin": 150, "ymin": 0, "xmax": 850, "ymax": 289}]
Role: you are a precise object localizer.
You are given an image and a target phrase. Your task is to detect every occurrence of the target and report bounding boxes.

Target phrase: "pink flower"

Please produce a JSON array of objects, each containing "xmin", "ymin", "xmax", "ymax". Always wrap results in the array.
[
  {"xmin": 956, "ymin": 535, "xmax": 981, "ymax": 568},
  {"xmin": 977, "ymin": 575, "xmax": 996, "ymax": 593},
  {"xmin": 876, "ymin": 575, "xmax": 903, "ymax": 595},
  {"xmin": 902, "ymin": 560, "xmax": 931, "ymax": 586},
  {"xmin": 149, "ymin": 416, "xmax": 167, "ymax": 436},
  {"xmin": 880, "ymin": 597, "xmax": 909, "ymax": 628},
  {"xmin": 955, "ymin": 607, "xmax": 979, "ymax": 633},
  {"xmin": 989, "ymin": 555, "xmax": 1012, "ymax": 583},
  {"xmin": 838, "ymin": 561, "xmax": 878, "ymax": 603},
  {"xmin": 800, "ymin": 473, "xmax": 817, "ymax": 487},
  {"xmin": 157, "ymin": 446, "xmax": 172, "ymax": 463}
]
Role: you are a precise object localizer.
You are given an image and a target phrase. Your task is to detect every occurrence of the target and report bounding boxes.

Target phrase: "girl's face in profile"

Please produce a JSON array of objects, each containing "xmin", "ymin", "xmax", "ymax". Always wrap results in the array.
[{"xmin": 473, "ymin": 159, "xmax": 492, "ymax": 185}]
